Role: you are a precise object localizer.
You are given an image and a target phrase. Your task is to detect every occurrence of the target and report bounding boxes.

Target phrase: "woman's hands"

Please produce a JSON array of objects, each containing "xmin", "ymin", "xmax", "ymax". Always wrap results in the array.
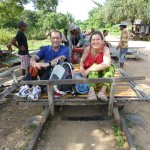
[{"xmin": 79, "ymin": 67, "xmax": 90, "ymax": 77}]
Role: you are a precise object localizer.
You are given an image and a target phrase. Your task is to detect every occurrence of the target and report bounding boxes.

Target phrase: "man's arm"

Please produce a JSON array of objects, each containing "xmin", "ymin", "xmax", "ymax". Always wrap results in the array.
[
  {"xmin": 11, "ymin": 38, "xmax": 18, "ymax": 48},
  {"xmin": 117, "ymin": 30, "xmax": 129, "ymax": 49},
  {"xmin": 30, "ymin": 55, "xmax": 49, "ymax": 69},
  {"xmin": 50, "ymin": 56, "xmax": 66, "ymax": 66},
  {"xmin": 7, "ymin": 38, "xmax": 26, "ymax": 51},
  {"xmin": 7, "ymin": 38, "xmax": 18, "ymax": 50},
  {"xmin": 79, "ymin": 46, "xmax": 89, "ymax": 77}
]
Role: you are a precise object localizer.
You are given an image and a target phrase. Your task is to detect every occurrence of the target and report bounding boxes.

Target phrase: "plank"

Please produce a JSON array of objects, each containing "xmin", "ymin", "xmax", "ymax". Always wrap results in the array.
[{"xmin": 27, "ymin": 107, "xmax": 50, "ymax": 150}]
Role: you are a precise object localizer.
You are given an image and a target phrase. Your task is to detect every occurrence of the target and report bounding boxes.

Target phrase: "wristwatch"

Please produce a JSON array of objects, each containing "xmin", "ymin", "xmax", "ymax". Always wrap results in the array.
[
  {"xmin": 54, "ymin": 60, "xmax": 58, "ymax": 66},
  {"xmin": 47, "ymin": 61, "xmax": 51, "ymax": 67}
]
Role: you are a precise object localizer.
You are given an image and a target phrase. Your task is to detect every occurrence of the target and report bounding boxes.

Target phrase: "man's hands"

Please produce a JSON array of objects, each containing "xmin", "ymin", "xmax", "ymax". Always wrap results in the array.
[
  {"xmin": 30, "ymin": 56, "xmax": 66, "ymax": 70},
  {"xmin": 7, "ymin": 44, "xmax": 12, "ymax": 50},
  {"xmin": 51, "ymin": 56, "xmax": 65, "ymax": 66},
  {"xmin": 19, "ymin": 45, "xmax": 26, "ymax": 51},
  {"xmin": 32, "ymin": 62, "xmax": 49, "ymax": 69},
  {"xmin": 7, "ymin": 43, "xmax": 26, "ymax": 51}
]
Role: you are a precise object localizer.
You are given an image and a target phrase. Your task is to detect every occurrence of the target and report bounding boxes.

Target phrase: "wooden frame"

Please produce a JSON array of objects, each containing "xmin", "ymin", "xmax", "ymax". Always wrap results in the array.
[
  {"xmin": 0, "ymin": 65, "xmax": 146, "ymax": 116},
  {"xmin": 20, "ymin": 76, "xmax": 145, "ymax": 116}
]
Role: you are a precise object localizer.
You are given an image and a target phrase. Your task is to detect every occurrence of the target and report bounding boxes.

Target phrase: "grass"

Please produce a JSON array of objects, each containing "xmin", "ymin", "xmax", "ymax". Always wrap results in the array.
[
  {"xmin": 39, "ymin": 116, "xmax": 53, "ymax": 141},
  {"xmin": 0, "ymin": 38, "xmax": 50, "ymax": 51},
  {"xmin": 125, "ymin": 118, "xmax": 133, "ymax": 128},
  {"xmin": 112, "ymin": 123, "xmax": 125, "ymax": 150},
  {"xmin": 22, "ymin": 124, "xmax": 37, "ymax": 135}
]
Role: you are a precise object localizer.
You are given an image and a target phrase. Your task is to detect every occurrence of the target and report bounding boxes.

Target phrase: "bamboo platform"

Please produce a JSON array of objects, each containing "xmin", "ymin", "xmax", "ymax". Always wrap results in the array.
[
  {"xmin": 69, "ymin": 64, "xmax": 137, "ymax": 98},
  {"xmin": 0, "ymin": 62, "xmax": 147, "ymax": 116},
  {"xmin": 39, "ymin": 65, "xmax": 137, "ymax": 101}
]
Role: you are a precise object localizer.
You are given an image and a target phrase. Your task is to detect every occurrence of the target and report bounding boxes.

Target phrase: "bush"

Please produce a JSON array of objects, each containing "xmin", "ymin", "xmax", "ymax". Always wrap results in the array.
[
  {"xmin": 0, "ymin": 28, "xmax": 16, "ymax": 45},
  {"xmin": 27, "ymin": 28, "xmax": 47, "ymax": 40}
]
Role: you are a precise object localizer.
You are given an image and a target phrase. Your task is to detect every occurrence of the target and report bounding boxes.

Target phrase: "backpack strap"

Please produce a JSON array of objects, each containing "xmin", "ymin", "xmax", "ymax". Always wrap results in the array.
[{"xmin": 62, "ymin": 62, "xmax": 74, "ymax": 77}]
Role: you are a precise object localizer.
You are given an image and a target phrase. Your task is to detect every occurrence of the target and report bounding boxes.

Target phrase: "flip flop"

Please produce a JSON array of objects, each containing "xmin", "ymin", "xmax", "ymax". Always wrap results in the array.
[
  {"xmin": 87, "ymin": 86, "xmax": 97, "ymax": 100},
  {"xmin": 97, "ymin": 91, "xmax": 108, "ymax": 102}
]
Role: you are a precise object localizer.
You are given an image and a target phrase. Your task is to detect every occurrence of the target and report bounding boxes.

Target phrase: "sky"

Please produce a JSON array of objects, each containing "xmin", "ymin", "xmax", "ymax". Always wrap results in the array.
[
  {"xmin": 25, "ymin": 0, "xmax": 105, "ymax": 21},
  {"xmin": 57, "ymin": 0, "xmax": 105, "ymax": 21}
]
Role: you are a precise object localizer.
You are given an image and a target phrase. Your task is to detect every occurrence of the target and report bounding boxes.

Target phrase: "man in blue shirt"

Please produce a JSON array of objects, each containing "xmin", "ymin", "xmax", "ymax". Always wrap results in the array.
[{"xmin": 14, "ymin": 29, "xmax": 69, "ymax": 100}]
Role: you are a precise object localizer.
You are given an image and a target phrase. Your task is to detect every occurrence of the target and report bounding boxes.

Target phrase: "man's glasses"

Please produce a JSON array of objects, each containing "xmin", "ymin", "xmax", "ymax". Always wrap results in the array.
[{"xmin": 51, "ymin": 37, "xmax": 61, "ymax": 40}]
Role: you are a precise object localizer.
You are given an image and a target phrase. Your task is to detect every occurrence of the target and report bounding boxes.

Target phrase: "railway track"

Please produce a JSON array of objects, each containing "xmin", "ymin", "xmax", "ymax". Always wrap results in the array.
[{"xmin": 0, "ymin": 64, "xmax": 150, "ymax": 149}]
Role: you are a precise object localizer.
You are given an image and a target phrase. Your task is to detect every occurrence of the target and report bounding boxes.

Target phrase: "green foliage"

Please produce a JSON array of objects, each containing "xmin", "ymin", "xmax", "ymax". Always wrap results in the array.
[
  {"xmin": 0, "ymin": 28, "xmax": 16, "ymax": 45},
  {"xmin": 28, "ymin": 39, "xmax": 50, "ymax": 50},
  {"xmin": 112, "ymin": 124, "xmax": 125, "ymax": 150},
  {"xmin": 0, "ymin": 1, "xmax": 24, "ymax": 28},
  {"xmin": 31, "ymin": 0, "xmax": 59, "ymax": 12},
  {"xmin": 23, "ymin": 124, "xmax": 36, "ymax": 135},
  {"xmin": 28, "ymin": 28, "xmax": 47, "ymax": 40},
  {"xmin": 20, "ymin": 10, "xmax": 39, "ymax": 28},
  {"xmin": 103, "ymin": 0, "xmax": 150, "ymax": 23},
  {"xmin": 36, "ymin": 12, "xmax": 69, "ymax": 31}
]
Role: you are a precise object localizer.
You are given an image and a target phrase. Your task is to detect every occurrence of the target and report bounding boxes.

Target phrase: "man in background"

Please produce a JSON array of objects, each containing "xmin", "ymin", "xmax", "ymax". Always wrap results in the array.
[
  {"xmin": 62, "ymin": 29, "xmax": 69, "ymax": 46},
  {"xmin": 7, "ymin": 20, "xmax": 30, "ymax": 76},
  {"xmin": 69, "ymin": 23, "xmax": 84, "ymax": 48},
  {"xmin": 103, "ymin": 30, "xmax": 111, "ymax": 48},
  {"xmin": 116, "ymin": 22, "xmax": 130, "ymax": 68}
]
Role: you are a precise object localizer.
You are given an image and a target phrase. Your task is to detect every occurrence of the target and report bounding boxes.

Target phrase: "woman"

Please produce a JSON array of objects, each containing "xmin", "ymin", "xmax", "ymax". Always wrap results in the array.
[{"xmin": 79, "ymin": 31, "xmax": 114, "ymax": 101}]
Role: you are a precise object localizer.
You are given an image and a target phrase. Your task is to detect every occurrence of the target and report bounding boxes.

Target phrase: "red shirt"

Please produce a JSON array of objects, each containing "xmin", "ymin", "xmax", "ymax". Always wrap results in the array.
[{"xmin": 84, "ymin": 46, "xmax": 104, "ymax": 70}]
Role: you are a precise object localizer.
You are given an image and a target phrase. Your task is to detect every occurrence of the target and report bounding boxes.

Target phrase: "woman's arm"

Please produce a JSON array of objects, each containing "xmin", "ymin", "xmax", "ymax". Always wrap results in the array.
[
  {"xmin": 85, "ymin": 47, "xmax": 111, "ymax": 76},
  {"xmin": 79, "ymin": 46, "xmax": 90, "ymax": 77}
]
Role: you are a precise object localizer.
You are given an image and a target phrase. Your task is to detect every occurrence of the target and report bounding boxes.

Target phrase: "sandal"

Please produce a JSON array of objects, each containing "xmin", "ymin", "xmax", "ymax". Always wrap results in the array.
[
  {"xmin": 97, "ymin": 91, "xmax": 108, "ymax": 102},
  {"xmin": 87, "ymin": 86, "xmax": 97, "ymax": 101}
]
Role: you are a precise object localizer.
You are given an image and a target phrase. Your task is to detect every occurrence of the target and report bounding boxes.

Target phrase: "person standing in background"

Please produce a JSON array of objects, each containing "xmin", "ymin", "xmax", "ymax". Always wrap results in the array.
[
  {"xmin": 62, "ymin": 29, "xmax": 69, "ymax": 46},
  {"xmin": 103, "ymin": 30, "xmax": 111, "ymax": 48},
  {"xmin": 116, "ymin": 22, "xmax": 130, "ymax": 68},
  {"xmin": 69, "ymin": 23, "xmax": 84, "ymax": 48},
  {"xmin": 7, "ymin": 20, "xmax": 30, "ymax": 76}
]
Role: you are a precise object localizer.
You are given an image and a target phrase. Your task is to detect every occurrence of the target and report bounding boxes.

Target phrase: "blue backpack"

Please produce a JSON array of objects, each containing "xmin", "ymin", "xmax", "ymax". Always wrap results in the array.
[{"xmin": 73, "ymin": 73, "xmax": 89, "ymax": 94}]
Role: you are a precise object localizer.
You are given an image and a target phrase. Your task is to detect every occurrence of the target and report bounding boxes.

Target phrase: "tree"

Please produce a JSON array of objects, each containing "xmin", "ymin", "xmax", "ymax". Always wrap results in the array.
[
  {"xmin": 103, "ymin": 0, "xmax": 150, "ymax": 23},
  {"xmin": 31, "ymin": 0, "xmax": 58, "ymax": 12},
  {"xmin": 36, "ymin": 12, "xmax": 69, "ymax": 31},
  {"xmin": 0, "ymin": 1, "xmax": 24, "ymax": 27}
]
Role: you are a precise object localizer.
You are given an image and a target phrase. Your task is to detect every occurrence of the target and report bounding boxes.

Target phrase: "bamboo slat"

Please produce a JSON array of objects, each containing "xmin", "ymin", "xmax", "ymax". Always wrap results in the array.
[{"xmin": 39, "ymin": 64, "xmax": 138, "ymax": 99}]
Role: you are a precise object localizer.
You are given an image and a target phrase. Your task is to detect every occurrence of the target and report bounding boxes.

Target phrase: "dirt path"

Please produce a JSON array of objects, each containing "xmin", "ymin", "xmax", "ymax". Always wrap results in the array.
[
  {"xmin": 0, "ymin": 39, "xmax": 150, "ymax": 150},
  {"xmin": 37, "ymin": 106, "xmax": 118, "ymax": 150}
]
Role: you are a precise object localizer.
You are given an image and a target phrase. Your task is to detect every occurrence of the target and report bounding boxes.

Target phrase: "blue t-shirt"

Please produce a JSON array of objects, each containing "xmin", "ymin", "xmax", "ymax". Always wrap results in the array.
[{"xmin": 37, "ymin": 45, "xmax": 69, "ymax": 62}]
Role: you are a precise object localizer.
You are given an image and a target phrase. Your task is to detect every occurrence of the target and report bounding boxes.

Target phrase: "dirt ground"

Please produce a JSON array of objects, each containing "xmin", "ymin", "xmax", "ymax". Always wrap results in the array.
[{"xmin": 0, "ymin": 39, "xmax": 150, "ymax": 150}]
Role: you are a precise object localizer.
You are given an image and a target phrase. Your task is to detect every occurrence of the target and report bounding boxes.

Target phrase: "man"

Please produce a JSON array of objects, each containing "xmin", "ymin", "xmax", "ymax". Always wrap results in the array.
[
  {"xmin": 116, "ymin": 22, "xmax": 130, "ymax": 68},
  {"xmin": 103, "ymin": 30, "xmax": 111, "ymax": 48},
  {"xmin": 62, "ymin": 29, "xmax": 69, "ymax": 46},
  {"xmin": 14, "ymin": 29, "xmax": 69, "ymax": 100},
  {"xmin": 69, "ymin": 23, "xmax": 85, "ymax": 62},
  {"xmin": 69, "ymin": 23, "xmax": 84, "ymax": 48},
  {"xmin": 7, "ymin": 20, "xmax": 30, "ymax": 76}
]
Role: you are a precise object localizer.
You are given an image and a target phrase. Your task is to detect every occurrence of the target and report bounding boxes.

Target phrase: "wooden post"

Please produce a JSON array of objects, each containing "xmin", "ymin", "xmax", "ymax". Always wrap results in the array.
[
  {"xmin": 47, "ymin": 84, "xmax": 54, "ymax": 116},
  {"xmin": 27, "ymin": 107, "xmax": 50, "ymax": 150},
  {"xmin": 0, "ymin": 83, "xmax": 18, "ymax": 100},
  {"xmin": 113, "ymin": 107, "xmax": 121, "ymax": 123},
  {"xmin": 120, "ymin": 112, "xmax": 137, "ymax": 150},
  {"xmin": 108, "ymin": 79, "xmax": 116, "ymax": 116}
]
